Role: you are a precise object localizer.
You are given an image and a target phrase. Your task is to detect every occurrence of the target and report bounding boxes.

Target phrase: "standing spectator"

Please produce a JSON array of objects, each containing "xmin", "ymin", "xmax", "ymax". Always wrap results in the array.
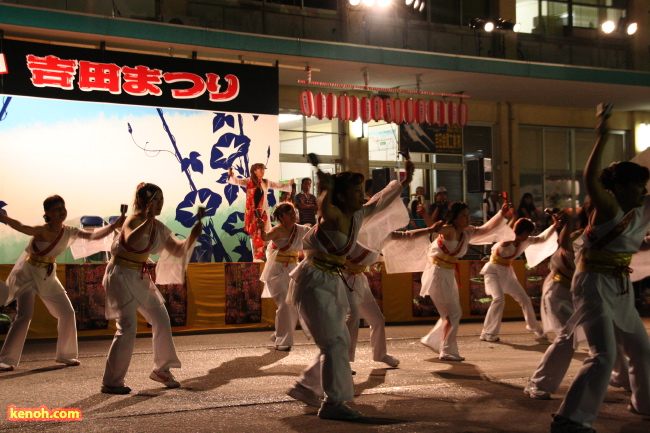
[
  {"xmin": 295, "ymin": 178, "xmax": 318, "ymax": 226},
  {"xmin": 408, "ymin": 187, "xmax": 430, "ymax": 230},
  {"xmin": 516, "ymin": 192, "xmax": 544, "ymax": 227},
  {"xmin": 482, "ymin": 191, "xmax": 502, "ymax": 221},
  {"xmin": 430, "ymin": 186, "xmax": 451, "ymax": 223}
]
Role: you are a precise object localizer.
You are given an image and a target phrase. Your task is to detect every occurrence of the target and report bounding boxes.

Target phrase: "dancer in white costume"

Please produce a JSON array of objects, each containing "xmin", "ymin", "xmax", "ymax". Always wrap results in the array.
[
  {"xmin": 550, "ymin": 115, "xmax": 650, "ymax": 432},
  {"xmin": 342, "ymin": 177, "xmax": 413, "ymax": 369},
  {"xmin": 101, "ymin": 183, "xmax": 203, "ymax": 394},
  {"xmin": 479, "ymin": 215, "xmax": 561, "ymax": 342},
  {"xmin": 286, "ymin": 162, "xmax": 414, "ymax": 420},
  {"xmin": 418, "ymin": 201, "xmax": 514, "ymax": 361},
  {"xmin": 0, "ymin": 195, "xmax": 124, "ymax": 371},
  {"xmin": 258, "ymin": 202, "xmax": 311, "ymax": 351},
  {"xmin": 525, "ymin": 205, "xmax": 630, "ymax": 401}
]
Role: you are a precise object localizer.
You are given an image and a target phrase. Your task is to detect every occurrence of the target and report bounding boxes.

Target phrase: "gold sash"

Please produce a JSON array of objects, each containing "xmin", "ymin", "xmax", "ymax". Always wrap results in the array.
[
  {"xmin": 344, "ymin": 260, "xmax": 369, "ymax": 275},
  {"xmin": 26, "ymin": 254, "xmax": 56, "ymax": 268},
  {"xmin": 113, "ymin": 251, "xmax": 149, "ymax": 271},
  {"xmin": 579, "ymin": 248, "xmax": 632, "ymax": 279},
  {"xmin": 431, "ymin": 253, "xmax": 458, "ymax": 269},
  {"xmin": 312, "ymin": 252, "xmax": 346, "ymax": 274},
  {"xmin": 276, "ymin": 251, "xmax": 299, "ymax": 264},
  {"xmin": 489, "ymin": 253, "xmax": 513, "ymax": 267},
  {"xmin": 552, "ymin": 269, "xmax": 573, "ymax": 288}
]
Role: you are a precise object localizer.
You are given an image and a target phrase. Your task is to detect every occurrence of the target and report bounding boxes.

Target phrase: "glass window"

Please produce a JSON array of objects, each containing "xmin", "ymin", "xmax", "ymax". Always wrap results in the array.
[
  {"xmin": 519, "ymin": 128, "xmax": 544, "ymax": 170},
  {"xmin": 279, "ymin": 113, "xmax": 340, "ymax": 156}
]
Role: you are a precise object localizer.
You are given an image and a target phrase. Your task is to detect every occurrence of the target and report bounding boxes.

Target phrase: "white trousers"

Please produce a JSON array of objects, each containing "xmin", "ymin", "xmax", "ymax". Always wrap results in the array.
[
  {"xmin": 557, "ymin": 313, "xmax": 650, "ymax": 427},
  {"xmin": 531, "ymin": 333, "xmax": 630, "ymax": 394},
  {"xmin": 0, "ymin": 289, "xmax": 77, "ymax": 366},
  {"xmin": 346, "ymin": 297, "xmax": 388, "ymax": 362},
  {"xmin": 102, "ymin": 301, "xmax": 181, "ymax": 387},
  {"xmin": 296, "ymin": 287, "xmax": 353, "ymax": 402},
  {"xmin": 481, "ymin": 269, "xmax": 542, "ymax": 336},
  {"xmin": 421, "ymin": 296, "xmax": 463, "ymax": 357},
  {"xmin": 272, "ymin": 293, "xmax": 300, "ymax": 347}
]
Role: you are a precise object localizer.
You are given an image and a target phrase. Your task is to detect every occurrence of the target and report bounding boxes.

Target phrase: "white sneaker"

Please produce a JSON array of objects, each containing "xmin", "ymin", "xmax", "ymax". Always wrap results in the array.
[
  {"xmin": 439, "ymin": 353, "xmax": 465, "ymax": 361},
  {"xmin": 0, "ymin": 362, "xmax": 15, "ymax": 371},
  {"xmin": 380, "ymin": 354, "xmax": 400, "ymax": 368},
  {"xmin": 287, "ymin": 383, "xmax": 321, "ymax": 407},
  {"xmin": 318, "ymin": 401, "xmax": 362, "ymax": 420},
  {"xmin": 523, "ymin": 379, "xmax": 550, "ymax": 400},
  {"xmin": 479, "ymin": 333, "xmax": 500, "ymax": 342},
  {"xmin": 149, "ymin": 369, "xmax": 181, "ymax": 388}
]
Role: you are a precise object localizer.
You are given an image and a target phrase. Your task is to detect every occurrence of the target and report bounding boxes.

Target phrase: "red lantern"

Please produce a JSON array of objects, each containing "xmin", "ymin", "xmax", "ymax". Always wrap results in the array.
[
  {"xmin": 426, "ymin": 100, "xmax": 436, "ymax": 124},
  {"xmin": 349, "ymin": 95, "xmax": 360, "ymax": 122},
  {"xmin": 300, "ymin": 90, "xmax": 314, "ymax": 117},
  {"xmin": 338, "ymin": 94, "xmax": 350, "ymax": 122},
  {"xmin": 314, "ymin": 92, "xmax": 326, "ymax": 120},
  {"xmin": 447, "ymin": 101, "xmax": 458, "ymax": 126},
  {"xmin": 392, "ymin": 98, "xmax": 404, "ymax": 124},
  {"xmin": 458, "ymin": 101, "xmax": 468, "ymax": 127},
  {"xmin": 403, "ymin": 98, "xmax": 415, "ymax": 124},
  {"xmin": 370, "ymin": 95, "xmax": 383, "ymax": 122},
  {"xmin": 325, "ymin": 93, "xmax": 338, "ymax": 120},
  {"xmin": 360, "ymin": 97, "xmax": 372, "ymax": 123},
  {"xmin": 383, "ymin": 98, "xmax": 394, "ymax": 123},
  {"xmin": 415, "ymin": 99, "xmax": 427, "ymax": 124}
]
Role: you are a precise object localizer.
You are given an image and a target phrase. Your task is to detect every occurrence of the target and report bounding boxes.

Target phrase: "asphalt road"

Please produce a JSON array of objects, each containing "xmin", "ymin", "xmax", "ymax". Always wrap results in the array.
[{"xmin": 1, "ymin": 320, "xmax": 648, "ymax": 433}]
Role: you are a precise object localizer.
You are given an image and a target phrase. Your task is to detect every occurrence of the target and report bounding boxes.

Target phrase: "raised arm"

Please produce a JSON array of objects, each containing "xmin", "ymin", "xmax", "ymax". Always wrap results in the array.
[
  {"xmin": 163, "ymin": 209, "xmax": 204, "ymax": 257},
  {"xmin": 585, "ymin": 117, "xmax": 619, "ymax": 225},
  {"xmin": 0, "ymin": 213, "xmax": 47, "ymax": 238},
  {"xmin": 473, "ymin": 203, "xmax": 511, "ymax": 238},
  {"xmin": 392, "ymin": 220, "xmax": 443, "ymax": 239},
  {"xmin": 77, "ymin": 215, "xmax": 126, "ymax": 240},
  {"xmin": 316, "ymin": 170, "xmax": 342, "ymax": 226},
  {"xmin": 227, "ymin": 168, "xmax": 250, "ymax": 187}
]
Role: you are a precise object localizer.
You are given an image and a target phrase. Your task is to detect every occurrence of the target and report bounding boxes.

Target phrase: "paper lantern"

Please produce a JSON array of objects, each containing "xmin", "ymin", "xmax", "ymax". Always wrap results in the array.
[
  {"xmin": 370, "ymin": 95, "xmax": 383, "ymax": 122},
  {"xmin": 338, "ymin": 94, "xmax": 350, "ymax": 122},
  {"xmin": 300, "ymin": 90, "xmax": 314, "ymax": 117},
  {"xmin": 415, "ymin": 99, "xmax": 427, "ymax": 124},
  {"xmin": 403, "ymin": 98, "xmax": 415, "ymax": 124},
  {"xmin": 383, "ymin": 97, "xmax": 394, "ymax": 123},
  {"xmin": 447, "ymin": 101, "xmax": 458, "ymax": 126},
  {"xmin": 392, "ymin": 98, "xmax": 404, "ymax": 124},
  {"xmin": 360, "ymin": 97, "xmax": 372, "ymax": 123},
  {"xmin": 349, "ymin": 95, "xmax": 360, "ymax": 122},
  {"xmin": 314, "ymin": 92, "xmax": 326, "ymax": 120},
  {"xmin": 325, "ymin": 93, "xmax": 338, "ymax": 120},
  {"xmin": 458, "ymin": 101, "xmax": 469, "ymax": 127}
]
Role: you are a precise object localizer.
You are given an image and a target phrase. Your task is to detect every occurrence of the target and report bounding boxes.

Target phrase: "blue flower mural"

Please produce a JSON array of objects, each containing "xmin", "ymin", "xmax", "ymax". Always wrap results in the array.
[{"xmin": 129, "ymin": 108, "xmax": 276, "ymax": 263}]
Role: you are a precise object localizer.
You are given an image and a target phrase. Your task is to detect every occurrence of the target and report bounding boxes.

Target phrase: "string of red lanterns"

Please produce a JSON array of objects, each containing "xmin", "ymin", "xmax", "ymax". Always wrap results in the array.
[{"xmin": 300, "ymin": 90, "xmax": 468, "ymax": 127}]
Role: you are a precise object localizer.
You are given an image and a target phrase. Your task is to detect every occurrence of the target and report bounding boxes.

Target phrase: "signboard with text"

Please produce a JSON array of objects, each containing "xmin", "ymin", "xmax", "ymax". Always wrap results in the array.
[
  {"xmin": 400, "ymin": 123, "xmax": 463, "ymax": 155},
  {"xmin": 0, "ymin": 39, "xmax": 278, "ymax": 114}
]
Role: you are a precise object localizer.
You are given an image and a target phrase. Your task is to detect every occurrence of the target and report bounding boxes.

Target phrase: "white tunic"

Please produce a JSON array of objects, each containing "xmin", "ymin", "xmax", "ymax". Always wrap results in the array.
[
  {"xmin": 5, "ymin": 225, "xmax": 80, "ymax": 304},
  {"xmin": 571, "ymin": 197, "xmax": 650, "ymax": 333},
  {"xmin": 103, "ymin": 220, "xmax": 185, "ymax": 320},
  {"xmin": 260, "ymin": 224, "xmax": 311, "ymax": 299}
]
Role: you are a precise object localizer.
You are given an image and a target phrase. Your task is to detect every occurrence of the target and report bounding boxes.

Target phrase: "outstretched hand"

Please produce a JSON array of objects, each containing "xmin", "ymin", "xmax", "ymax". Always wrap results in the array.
[{"xmin": 500, "ymin": 202, "xmax": 513, "ymax": 218}]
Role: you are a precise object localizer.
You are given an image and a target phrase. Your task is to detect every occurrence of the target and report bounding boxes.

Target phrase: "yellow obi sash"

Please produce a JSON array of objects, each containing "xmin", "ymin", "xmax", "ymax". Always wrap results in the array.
[
  {"xmin": 275, "ymin": 251, "xmax": 299, "ymax": 264},
  {"xmin": 26, "ymin": 254, "xmax": 56, "ymax": 268},
  {"xmin": 579, "ymin": 248, "xmax": 632, "ymax": 279},
  {"xmin": 489, "ymin": 253, "xmax": 513, "ymax": 267},
  {"xmin": 430, "ymin": 253, "xmax": 458, "ymax": 269},
  {"xmin": 552, "ymin": 268, "xmax": 573, "ymax": 288},
  {"xmin": 344, "ymin": 260, "xmax": 368, "ymax": 275},
  {"xmin": 113, "ymin": 251, "xmax": 150, "ymax": 271},
  {"xmin": 312, "ymin": 252, "xmax": 346, "ymax": 274}
]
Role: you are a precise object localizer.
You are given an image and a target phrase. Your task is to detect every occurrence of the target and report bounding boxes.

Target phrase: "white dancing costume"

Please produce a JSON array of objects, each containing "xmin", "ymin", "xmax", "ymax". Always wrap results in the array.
[
  {"xmin": 480, "ymin": 225, "xmax": 558, "ymax": 337},
  {"xmin": 288, "ymin": 180, "xmax": 407, "ymax": 403},
  {"xmin": 556, "ymin": 198, "xmax": 650, "ymax": 427},
  {"xmin": 530, "ymin": 245, "xmax": 629, "ymax": 395},
  {"xmin": 0, "ymin": 226, "xmax": 81, "ymax": 366},
  {"xmin": 419, "ymin": 213, "xmax": 514, "ymax": 358},
  {"xmin": 260, "ymin": 224, "xmax": 311, "ymax": 347},
  {"xmin": 102, "ymin": 220, "xmax": 188, "ymax": 388}
]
